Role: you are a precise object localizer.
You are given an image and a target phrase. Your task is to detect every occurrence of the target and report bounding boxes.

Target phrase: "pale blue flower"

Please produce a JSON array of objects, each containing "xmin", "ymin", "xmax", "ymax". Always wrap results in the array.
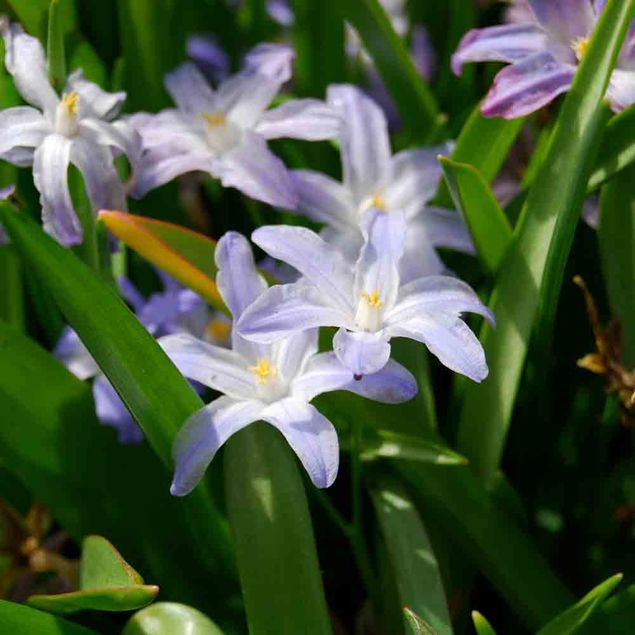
[
  {"xmin": 238, "ymin": 210, "xmax": 493, "ymax": 381},
  {"xmin": 0, "ymin": 22, "xmax": 139, "ymax": 245},
  {"xmin": 452, "ymin": 0, "xmax": 635, "ymax": 118},
  {"xmin": 55, "ymin": 274, "xmax": 227, "ymax": 444},
  {"xmin": 290, "ymin": 85, "xmax": 473, "ymax": 282},
  {"xmin": 187, "ymin": 34, "xmax": 230, "ymax": 83},
  {"xmin": 130, "ymin": 43, "xmax": 340, "ymax": 209},
  {"xmin": 160, "ymin": 231, "xmax": 417, "ymax": 495}
]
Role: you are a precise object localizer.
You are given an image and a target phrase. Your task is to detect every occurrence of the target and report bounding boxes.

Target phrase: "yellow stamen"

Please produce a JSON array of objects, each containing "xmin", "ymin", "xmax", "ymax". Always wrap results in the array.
[
  {"xmin": 202, "ymin": 112, "xmax": 227, "ymax": 127},
  {"xmin": 206, "ymin": 319, "xmax": 231, "ymax": 343},
  {"xmin": 61, "ymin": 91, "xmax": 79, "ymax": 114},
  {"xmin": 370, "ymin": 192, "xmax": 387, "ymax": 211},
  {"xmin": 248, "ymin": 358, "xmax": 277, "ymax": 384},
  {"xmin": 361, "ymin": 289, "xmax": 384, "ymax": 309},
  {"xmin": 572, "ymin": 37, "xmax": 590, "ymax": 62}
]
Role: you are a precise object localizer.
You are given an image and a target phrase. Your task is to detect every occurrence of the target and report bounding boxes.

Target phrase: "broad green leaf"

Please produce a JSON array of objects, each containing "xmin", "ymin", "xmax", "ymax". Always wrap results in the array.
[
  {"xmin": 123, "ymin": 602, "xmax": 225, "ymax": 635},
  {"xmin": 404, "ymin": 607, "xmax": 437, "ymax": 634},
  {"xmin": 224, "ymin": 424, "xmax": 332, "ymax": 635},
  {"xmin": 457, "ymin": 0, "xmax": 635, "ymax": 486},
  {"xmin": 0, "ymin": 205, "xmax": 235, "ymax": 585},
  {"xmin": 589, "ymin": 105, "xmax": 635, "ymax": 190},
  {"xmin": 440, "ymin": 157, "xmax": 512, "ymax": 273},
  {"xmin": 599, "ymin": 163, "xmax": 635, "ymax": 365},
  {"xmin": 80, "ymin": 535, "xmax": 144, "ymax": 588},
  {"xmin": 0, "ymin": 600, "xmax": 97, "ymax": 634},
  {"xmin": 361, "ymin": 430, "xmax": 466, "ymax": 465},
  {"xmin": 98, "ymin": 211, "xmax": 225, "ymax": 312},
  {"xmin": 0, "ymin": 319, "xmax": 237, "ymax": 616},
  {"xmin": 47, "ymin": 0, "xmax": 66, "ymax": 90},
  {"xmin": 371, "ymin": 477, "xmax": 452, "ymax": 635},
  {"xmin": 537, "ymin": 574, "xmax": 623, "ymax": 635},
  {"xmin": 0, "ymin": 245, "xmax": 24, "ymax": 329},
  {"xmin": 336, "ymin": 0, "xmax": 444, "ymax": 143},
  {"xmin": 400, "ymin": 464, "xmax": 574, "ymax": 630},
  {"xmin": 436, "ymin": 107, "xmax": 525, "ymax": 207},
  {"xmin": 472, "ymin": 611, "xmax": 497, "ymax": 635}
]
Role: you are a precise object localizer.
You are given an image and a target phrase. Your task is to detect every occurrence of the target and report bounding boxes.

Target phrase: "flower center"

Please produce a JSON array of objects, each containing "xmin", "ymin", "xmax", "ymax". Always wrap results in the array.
[
  {"xmin": 359, "ymin": 191, "xmax": 388, "ymax": 216},
  {"xmin": 355, "ymin": 289, "xmax": 384, "ymax": 332},
  {"xmin": 572, "ymin": 37, "xmax": 590, "ymax": 62},
  {"xmin": 248, "ymin": 357, "xmax": 286, "ymax": 402},
  {"xmin": 201, "ymin": 111, "xmax": 241, "ymax": 154},
  {"xmin": 55, "ymin": 91, "xmax": 80, "ymax": 137}
]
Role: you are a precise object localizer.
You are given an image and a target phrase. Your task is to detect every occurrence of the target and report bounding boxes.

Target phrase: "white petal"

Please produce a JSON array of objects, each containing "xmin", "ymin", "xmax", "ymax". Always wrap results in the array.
[
  {"xmin": 273, "ymin": 328, "xmax": 319, "ymax": 383},
  {"xmin": 262, "ymin": 398, "xmax": 339, "ymax": 488},
  {"xmin": 333, "ymin": 328, "xmax": 392, "ymax": 376},
  {"xmin": 165, "ymin": 62, "xmax": 216, "ymax": 114},
  {"xmin": 254, "ymin": 99, "xmax": 340, "ymax": 140},
  {"xmin": 54, "ymin": 327, "xmax": 99, "ymax": 379},
  {"xmin": 33, "ymin": 134, "xmax": 82, "ymax": 246},
  {"xmin": 0, "ymin": 107, "xmax": 49, "ymax": 161},
  {"xmin": 171, "ymin": 396, "xmax": 264, "ymax": 496},
  {"xmin": 66, "ymin": 69, "xmax": 126, "ymax": 120}
]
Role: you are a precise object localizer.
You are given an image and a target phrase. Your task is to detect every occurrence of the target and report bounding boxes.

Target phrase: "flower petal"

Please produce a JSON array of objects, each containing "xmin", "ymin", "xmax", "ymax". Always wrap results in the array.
[
  {"xmin": 425, "ymin": 206, "xmax": 476, "ymax": 253},
  {"xmin": 327, "ymin": 84, "xmax": 391, "ymax": 202},
  {"xmin": 92, "ymin": 374, "xmax": 143, "ymax": 445},
  {"xmin": 290, "ymin": 169, "xmax": 355, "ymax": 229},
  {"xmin": 171, "ymin": 395, "xmax": 264, "ymax": 496},
  {"xmin": 70, "ymin": 137, "xmax": 127, "ymax": 212},
  {"xmin": 212, "ymin": 132, "xmax": 298, "ymax": 209},
  {"xmin": 388, "ymin": 275, "xmax": 495, "ymax": 325},
  {"xmin": 54, "ymin": 327, "xmax": 99, "ymax": 380},
  {"xmin": 262, "ymin": 398, "xmax": 339, "ymax": 488},
  {"xmin": 252, "ymin": 224, "xmax": 354, "ymax": 310},
  {"xmin": 607, "ymin": 69, "xmax": 635, "ymax": 112},
  {"xmin": 354, "ymin": 209, "xmax": 406, "ymax": 312},
  {"xmin": 78, "ymin": 117, "xmax": 142, "ymax": 172},
  {"xmin": 451, "ymin": 24, "xmax": 548, "ymax": 75},
  {"xmin": 333, "ymin": 328, "xmax": 391, "ymax": 376},
  {"xmin": 165, "ymin": 62, "xmax": 216, "ymax": 115},
  {"xmin": 0, "ymin": 107, "xmax": 49, "ymax": 165},
  {"xmin": 215, "ymin": 231, "xmax": 268, "ymax": 319},
  {"xmin": 385, "ymin": 145, "xmax": 451, "ymax": 216},
  {"xmin": 244, "ymin": 43, "xmax": 294, "ymax": 83},
  {"xmin": 66, "ymin": 69, "xmax": 126, "ymax": 120},
  {"xmin": 187, "ymin": 34, "xmax": 230, "ymax": 82},
  {"xmin": 33, "ymin": 134, "xmax": 82, "ymax": 246},
  {"xmin": 481, "ymin": 52, "xmax": 575, "ymax": 119},
  {"xmin": 255, "ymin": 99, "xmax": 340, "ymax": 140},
  {"xmin": 1, "ymin": 23, "xmax": 58, "ymax": 114},
  {"xmin": 159, "ymin": 333, "xmax": 255, "ymax": 399},
  {"xmin": 388, "ymin": 314, "xmax": 489, "ymax": 382},
  {"xmin": 237, "ymin": 280, "xmax": 352, "ymax": 343},
  {"xmin": 528, "ymin": 0, "xmax": 595, "ymax": 42},
  {"xmin": 273, "ymin": 328, "xmax": 319, "ymax": 383},
  {"xmin": 292, "ymin": 351, "xmax": 417, "ymax": 404}
]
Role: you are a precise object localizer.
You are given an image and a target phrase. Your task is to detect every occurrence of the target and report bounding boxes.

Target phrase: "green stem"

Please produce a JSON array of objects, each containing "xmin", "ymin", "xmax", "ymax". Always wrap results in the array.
[{"xmin": 0, "ymin": 246, "xmax": 24, "ymax": 330}]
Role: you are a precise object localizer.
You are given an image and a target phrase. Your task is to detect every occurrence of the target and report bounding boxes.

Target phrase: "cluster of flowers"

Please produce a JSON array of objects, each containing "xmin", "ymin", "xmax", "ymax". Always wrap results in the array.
[{"xmin": 0, "ymin": 0, "xmax": 631, "ymax": 495}]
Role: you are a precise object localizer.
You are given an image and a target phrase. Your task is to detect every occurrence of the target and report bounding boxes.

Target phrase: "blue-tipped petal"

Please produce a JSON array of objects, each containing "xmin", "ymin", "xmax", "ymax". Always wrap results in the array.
[{"xmin": 333, "ymin": 328, "xmax": 391, "ymax": 377}]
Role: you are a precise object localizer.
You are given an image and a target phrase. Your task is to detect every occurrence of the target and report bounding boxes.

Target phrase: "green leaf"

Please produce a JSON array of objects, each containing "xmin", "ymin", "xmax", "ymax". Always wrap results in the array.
[
  {"xmin": 589, "ymin": 105, "xmax": 635, "ymax": 190},
  {"xmin": 224, "ymin": 424, "xmax": 332, "ymax": 635},
  {"xmin": 80, "ymin": 535, "xmax": 144, "ymax": 588},
  {"xmin": 457, "ymin": 0, "xmax": 635, "ymax": 486},
  {"xmin": 436, "ymin": 107, "xmax": 525, "ymax": 207},
  {"xmin": 0, "ymin": 245, "xmax": 24, "ymax": 329},
  {"xmin": 440, "ymin": 157, "xmax": 512, "ymax": 273},
  {"xmin": 371, "ymin": 477, "xmax": 452, "ymax": 635},
  {"xmin": 537, "ymin": 574, "xmax": 623, "ymax": 635},
  {"xmin": 98, "ymin": 211, "xmax": 225, "ymax": 312},
  {"xmin": 599, "ymin": 163, "xmax": 635, "ymax": 365},
  {"xmin": 400, "ymin": 465, "xmax": 574, "ymax": 630},
  {"xmin": 5, "ymin": 0, "xmax": 76, "ymax": 40},
  {"xmin": 472, "ymin": 611, "xmax": 497, "ymax": 635},
  {"xmin": 0, "ymin": 319, "xmax": 237, "ymax": 616},
  {"xmin": 335, "ymin": 0, "xmax": 444, "ymax": 143},
  {"xmin": 123, "ymin": 602, "xmax": 225, "ymax": 635},
  {"xmin": 0, "ymin": 600, "xmax": 97, "ymax": 634},
  {"xmin": 47, "ymin": 0, "xmax": 66, "ymax": 90},
  {"xmin": 361, "ymin": 430, "xmax": 467, "ymax": 465},
  {"xmin": 404, "ymin": 607, "xmax": 437, "ymax": 634},
  {"xmin": 579, "ymin": 583, "xmax": 635, "ymax": 634},
  {"xmin": 0, "ymin": 205, "xmax": 235, "ymax": 585}
]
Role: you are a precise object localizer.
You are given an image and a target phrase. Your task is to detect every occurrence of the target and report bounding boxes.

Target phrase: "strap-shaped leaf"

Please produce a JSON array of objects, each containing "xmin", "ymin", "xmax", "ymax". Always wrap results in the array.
[
  {"xmin": 440, "ymin": 157, "xmax": 512, "ymax": 274},
  {"xmin": 472, "ymin": 611, "xmax": 497, "ymax": 635},
  {"xmin": 0, "ymin": 600, "xmax": 97, "ymax": 635},
  {"xmin": 0, "ymin": 204, "xmax": 234, "ymax": 583},
  {"xmin": 457, "ymin": 0, "xmax": 635, "ymax": 486},
  {"xmin": 372, "ymin": 477, "xmax": 452, "ymax": 635},
  {"xmin": 404, "ymin": 607, "xmax": 438, "ymax": 634},
  {"xmin": 537, "ymin": 574, "xmax": 623, "ymax": 635}
]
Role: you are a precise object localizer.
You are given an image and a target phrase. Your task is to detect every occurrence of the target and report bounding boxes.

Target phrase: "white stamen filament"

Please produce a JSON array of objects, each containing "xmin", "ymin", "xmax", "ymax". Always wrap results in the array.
[
  {"xmin": 354, "ymin": 289, "xmax": 384, "ymax": 332},
  {"xmin": 202, "ymin": 111, "xmax": 241, "ymax": 154},
  {"xmin": 55, "ymin": 92, "xmax": 80, "ymax": 137},
  {"xmin": 248, "ymin": 358, "xmax": 286, "ymax": 402}
]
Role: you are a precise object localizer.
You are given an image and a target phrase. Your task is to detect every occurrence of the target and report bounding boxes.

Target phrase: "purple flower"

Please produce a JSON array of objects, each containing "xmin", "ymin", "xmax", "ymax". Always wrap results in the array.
[
  {"xmin": 237, "ymin": 210, "xmax": 493, "ymax": 381},
  {"xmin": 160, "ymin": 231, "xmax": 417, "ymax": 495},
  {"xmin": 0, "ymin": 21, "xmax": 140, "ymax": 245},
  {"xmin": 130, "ymin": 43, "xmax": 340, "ymax": 209},
  {"xmin": 55, "ymin": 274, "xmax": 228, "ymax": 444},
  {"xmin": 187, "ymin": 35, "xmax": 230, "ymax": 83},
  {"xmin": 290, "ymin": 85, "xmax": 474, "ymax": 282},
  {"xmin": 452, "ymin": 0, "xmax": 635, "ymax": 118}
]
